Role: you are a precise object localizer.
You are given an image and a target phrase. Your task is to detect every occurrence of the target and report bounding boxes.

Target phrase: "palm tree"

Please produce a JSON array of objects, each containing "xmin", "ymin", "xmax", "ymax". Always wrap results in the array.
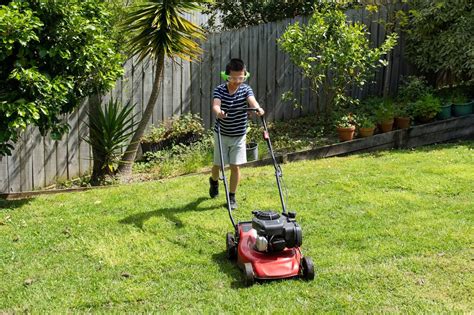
[{"xmin": 118, "ymin": 0, "xmax": 208, "ymax": 176}]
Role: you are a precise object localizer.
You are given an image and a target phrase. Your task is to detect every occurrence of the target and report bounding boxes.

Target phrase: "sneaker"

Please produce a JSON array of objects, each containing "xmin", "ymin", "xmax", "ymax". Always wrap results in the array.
[
  {"xmin": 209, "ymin": 177, "xmax": 219, "ymax": 198},
  {"xmin": 229, "ymin": 195, "xmax": 238, "ymax": 210}
]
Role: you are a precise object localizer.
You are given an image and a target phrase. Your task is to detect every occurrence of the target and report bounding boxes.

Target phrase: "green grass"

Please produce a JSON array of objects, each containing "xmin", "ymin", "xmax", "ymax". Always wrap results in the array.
[{"xmin": 1, "ymin": 142, "xmax": 473, "ymax": 313}]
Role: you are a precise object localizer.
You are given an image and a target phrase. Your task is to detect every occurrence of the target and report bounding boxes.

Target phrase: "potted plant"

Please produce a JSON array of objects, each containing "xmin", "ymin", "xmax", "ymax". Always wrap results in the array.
[
  {"xmin": 357, "ymin": 114, "xmax": 376, "ymax": 138},
  {"xmin": 375, "ymin": 100, "xmax": 395, "ymax": 133},
  {"xmin": 335, "ymin": 112, "xmax": 357, "ymax": 142},
  {"xmin": 246, "ymin": 122, "xmax": 261, "ymax": 161},
  {"xmin": 408, "ymin": 94, "xmax": 442, "ymax": 124},
  {"xmin": 394, "ymin": 102, "xmax": 411, "ymax": 129}
]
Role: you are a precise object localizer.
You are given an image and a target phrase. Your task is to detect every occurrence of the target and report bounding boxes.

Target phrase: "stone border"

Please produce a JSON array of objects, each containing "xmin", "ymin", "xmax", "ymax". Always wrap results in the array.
[{"xmin": 2, "ymin": 114, "xmax": 473, "ymax": 201}]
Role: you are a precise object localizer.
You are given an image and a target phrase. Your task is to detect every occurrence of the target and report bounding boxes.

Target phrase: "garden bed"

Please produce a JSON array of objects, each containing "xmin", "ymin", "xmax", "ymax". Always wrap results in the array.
[
  {"xmin": 2, "ymin": 114, "xmax": 472, "ymax": 200},
  {"xmin": 245, "ymin": 114, "xmax": 474, "ymax": 167}
]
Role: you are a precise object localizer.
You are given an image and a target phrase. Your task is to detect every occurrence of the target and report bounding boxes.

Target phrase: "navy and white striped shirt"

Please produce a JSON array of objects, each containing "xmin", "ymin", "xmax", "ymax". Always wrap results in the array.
[{"xmin": 213, "ymin": 83, "xmax": 255, "ymax": 137}]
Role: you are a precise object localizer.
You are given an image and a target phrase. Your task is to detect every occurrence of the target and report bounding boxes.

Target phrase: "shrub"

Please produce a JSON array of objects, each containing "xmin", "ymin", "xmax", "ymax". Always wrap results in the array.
[
  {"xmin": 0, "ymin": 0, "xmax": 124, "ymax": 156},
  {"xmin": 408, "ymin": 94, "xmax": 442, "ymax": 121},
  {"xmin": 141, "ymin": 113, "xmax": 205, "ymax": 152}
]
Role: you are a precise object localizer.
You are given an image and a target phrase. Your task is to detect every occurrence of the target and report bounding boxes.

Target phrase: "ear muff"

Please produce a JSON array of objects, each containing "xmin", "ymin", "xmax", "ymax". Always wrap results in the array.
[{"xmin": 220, "ymin": 71, "xmax": 251, "ymax": 82}]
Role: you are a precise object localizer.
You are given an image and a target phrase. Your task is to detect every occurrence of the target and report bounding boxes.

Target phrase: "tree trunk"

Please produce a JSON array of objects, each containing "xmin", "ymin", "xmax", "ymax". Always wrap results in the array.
[{"xmin": 118, "ymin": 54, "xmax": 165, "ymax": 177}]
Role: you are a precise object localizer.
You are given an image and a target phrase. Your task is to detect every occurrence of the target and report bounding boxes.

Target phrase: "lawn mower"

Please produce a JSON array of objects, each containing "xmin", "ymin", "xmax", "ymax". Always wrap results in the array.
[{"xmin": 216, "ymin": 108, "xmax": 315, "ymax": 286}]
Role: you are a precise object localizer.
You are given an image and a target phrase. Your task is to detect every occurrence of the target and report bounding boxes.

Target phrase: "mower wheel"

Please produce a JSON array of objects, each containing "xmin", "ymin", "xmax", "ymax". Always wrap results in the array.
[
  {"xmin": 226, "ymin": 232, "xmax": 237, "ymax": 260},
  {"xmin": 301, "ymin": 256, "xmax": 315, "ymax": 281},
  {"xmin": 243, "ymin": 263, "xmax": 255, "ymax": 286}
]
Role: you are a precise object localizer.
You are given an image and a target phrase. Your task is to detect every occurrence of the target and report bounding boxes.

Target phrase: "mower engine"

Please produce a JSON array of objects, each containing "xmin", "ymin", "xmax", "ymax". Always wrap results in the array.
[{"xmin": 251, "ymin": 210, "xmax": 302, "ymax": 252}]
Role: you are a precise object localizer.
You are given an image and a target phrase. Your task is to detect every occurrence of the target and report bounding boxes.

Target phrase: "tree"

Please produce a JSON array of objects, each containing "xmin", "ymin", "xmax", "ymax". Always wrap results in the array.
[
  {"xmin": 118, "ymin": 0, "xmax": 208, "ymax": 177},
  {"xmin": 402, "ymin": 0, "xmax": 473, "ymax": 87},
  {"xmin": 278, "ymin": 5, "xmax": 398, "ymax": 122},
  {"xmin": 203, "ymin": 0, "xmax": 316, "ymax": 31},
  {"xmin": 0, "ymin": 0, "xmax": 124, "ymax": 156}
]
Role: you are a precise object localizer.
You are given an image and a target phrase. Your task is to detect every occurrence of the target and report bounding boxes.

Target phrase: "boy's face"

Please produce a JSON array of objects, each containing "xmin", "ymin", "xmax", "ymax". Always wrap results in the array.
[{"xmin": 228, "ymin": 70, "xmax": 246, "ymax": 87}]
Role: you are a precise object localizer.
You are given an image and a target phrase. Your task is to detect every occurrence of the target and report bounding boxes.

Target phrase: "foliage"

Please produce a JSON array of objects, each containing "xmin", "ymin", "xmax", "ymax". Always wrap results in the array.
[
  {"xmin": 141, "ymin": 113, "xmax": 205, "ymax": 150},
  {"xmin": 397, "ymin": 76, "xmax": 433, "ymax": 103},
  {"xmin": 334, "ymin": 112, "xmax": 358, "ymax": 128},
  {"xmin": 136, "ymin": 131, "xmax": 213, "ymax": 179},
  {"xmin": 1, "ymin": 142, "xmax": 473, "ymax": 312},
  {"xmin": 203, "ymin": 0, "xmax": 317, "ymax": 32},
  {"xmin": 407, "ymin": 93, "xmax": 442, "ymax": 120},
  {"xmin": 403, "ymin": 0, "xmax": 474, "ymax": 86},
  {"xmin": 357, "ymin": 114, "xmax": 376, "ymax": 128},
  {"xmin": 0, "ymin": 0, "xmax": 124, "ymax": 156},
  {"xmin": 374, "ymin": 98, "xmax": 395, "ymax": 123},
  {"xmin": 121, "ymin": 0, "xmax": 207, "ymax": 64},
  {"xmin": 246, "ymin": 121, "xmax": 263, "ymax": 144},
  {"xmin": 84, "ymin": 99, "xmax": 138, "ymax": 177},
  {"xmin": 278, "ymin": 5, "xmax": 398, "ymax": 119}
]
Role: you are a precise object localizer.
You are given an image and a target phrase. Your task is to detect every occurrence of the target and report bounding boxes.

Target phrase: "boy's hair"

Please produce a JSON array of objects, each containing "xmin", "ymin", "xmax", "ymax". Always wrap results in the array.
[{"xmin": 225, "ymin": 58, "xmax": 246, "ymax": 74}]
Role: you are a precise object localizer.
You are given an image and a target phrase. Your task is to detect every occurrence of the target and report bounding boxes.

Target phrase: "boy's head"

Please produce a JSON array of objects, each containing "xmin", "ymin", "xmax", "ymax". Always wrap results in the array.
[{"xmin": 223, "ymin": 58, "xmax": 249, "ymax": 84}]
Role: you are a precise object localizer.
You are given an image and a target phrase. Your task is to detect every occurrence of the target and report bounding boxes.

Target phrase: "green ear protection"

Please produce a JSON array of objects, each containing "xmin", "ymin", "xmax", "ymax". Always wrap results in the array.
[{"xmin": 220, "ymin": 71, "xmax": 251, "ymax": 82}]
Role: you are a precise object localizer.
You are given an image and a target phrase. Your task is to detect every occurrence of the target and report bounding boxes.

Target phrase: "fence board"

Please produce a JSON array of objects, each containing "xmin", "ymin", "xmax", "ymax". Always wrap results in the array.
[
  {"xmin": 42, "ymin": 135, "xmax": 56, "ymax": 188},
  {"xmin": 66, "ymin": 109, "xmax": 79, "ymax": 182},
  {"xmin": 182, "ymin": 60, "xmax": 191, "ymax": 114},
  {"xmin": 0, "ymin": 157, "xmax": 7, "ymax": 192},
  {"xmin": 162, "ymin": 58, "xmax": 174, "ymax": 120},
  {"xmin": 132, "ymin": 57, "xmax": 144, "ymax": 125},
  {"xmin": 257, "ymin": 24, "xmax": 268, "ymax": 108},
  {"xmin": 248, "ymin": 26, "xmax": 259, "ymax": 97},
  {"xmin": 266, "ymin": 22, "xmax": 277, "ymax": 121},
  {"xmin": 201, "ymin": 40, "xmax": 212, "ymax": 128},
  {"xmin": 78, "ymin": 100, "xmax": 90, "ymax": 175},
  {"xmin": 274, "ymin": 21, "xmax": 286, "ymax": 121},
  {"xmin": 190, "ymin": 58, "xmax": 201, "ymax": 115}
]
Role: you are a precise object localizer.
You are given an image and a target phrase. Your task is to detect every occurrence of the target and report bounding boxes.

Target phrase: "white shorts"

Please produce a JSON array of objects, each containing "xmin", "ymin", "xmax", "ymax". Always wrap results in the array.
[{"xmin": 213, "ymin": 132, "xmax": 247, "ymax": 166}]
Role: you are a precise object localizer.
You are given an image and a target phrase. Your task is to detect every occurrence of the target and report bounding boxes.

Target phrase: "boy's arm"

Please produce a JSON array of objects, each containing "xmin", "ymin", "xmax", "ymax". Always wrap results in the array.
[
  {"xmin": 212, "ymin": 98, "xmax": 226, "ymax": 119},
  {"xmin": 247, "ymin": 96, "xmax": 265, "ymax": 116}
]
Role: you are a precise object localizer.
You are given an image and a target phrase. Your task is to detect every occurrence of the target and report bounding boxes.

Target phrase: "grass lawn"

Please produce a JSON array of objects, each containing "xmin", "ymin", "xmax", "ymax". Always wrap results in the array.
[{"xmin": 1, "ymin": 141, "xmax": 473, "ymax": 313}]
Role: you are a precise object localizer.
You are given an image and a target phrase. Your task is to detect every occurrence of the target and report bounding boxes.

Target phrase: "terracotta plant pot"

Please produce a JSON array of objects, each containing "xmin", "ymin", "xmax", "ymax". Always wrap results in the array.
[
  {"xmin": 379, "ymin": 119, "xmax": 394, "ymax": 133},
  {"xmin": 337, "ymin": 126, "xmax": 356, "ymax": 142},
  {"xmin": 395, "ymin": 117, "xmax": 411, "ymax": 129},
  {"xmin": 358, "ymin": 127, "xmax": 375, "ymax": 138}
]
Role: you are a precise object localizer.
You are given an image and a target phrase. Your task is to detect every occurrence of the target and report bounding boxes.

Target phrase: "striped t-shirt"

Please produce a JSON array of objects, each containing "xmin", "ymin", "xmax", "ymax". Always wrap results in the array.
[{"xmin": 213, "ymin": 83, "xmax": 255, "ymax": 137}]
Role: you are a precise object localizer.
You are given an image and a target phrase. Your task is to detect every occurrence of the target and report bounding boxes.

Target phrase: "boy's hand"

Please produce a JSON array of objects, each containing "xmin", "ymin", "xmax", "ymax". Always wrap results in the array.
[
  {"xmin": 256, "ymin": 107, "xmax": 265, "ymax": 116},
  {"xmin": 216, "ymin": 110, "xmax": 227, "ymax": 119}
]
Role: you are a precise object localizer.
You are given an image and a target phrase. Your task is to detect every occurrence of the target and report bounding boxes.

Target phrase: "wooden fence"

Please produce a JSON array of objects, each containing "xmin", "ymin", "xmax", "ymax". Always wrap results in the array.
[{"xmin": 0, "ymin": 7, "xmax": 411, "ymax": 193}]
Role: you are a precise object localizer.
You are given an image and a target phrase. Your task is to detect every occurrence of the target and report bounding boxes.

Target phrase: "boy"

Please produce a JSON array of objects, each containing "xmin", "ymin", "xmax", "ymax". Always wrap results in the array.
[{"xmin": 209, "ymin": 58, "xmax": 264, "ymax": 210}]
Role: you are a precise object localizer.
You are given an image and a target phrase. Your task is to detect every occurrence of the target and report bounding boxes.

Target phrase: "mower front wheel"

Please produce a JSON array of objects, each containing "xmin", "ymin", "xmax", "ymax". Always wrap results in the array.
[
  {"xmin": 301, "ymin": 256, "xmax": 315, "ymax": 281},
  {"xmin": 243, "ymin": 263, "xmax": 255, "ymax": 286},
  {"xmin": 226, "ymin": 232, "xmax": 237, "ymax": 260}
]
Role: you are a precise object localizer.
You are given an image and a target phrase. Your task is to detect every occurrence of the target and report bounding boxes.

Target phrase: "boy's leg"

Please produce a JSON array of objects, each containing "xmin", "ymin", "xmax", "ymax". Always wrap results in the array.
[
  {"xmin": 229, "ymin": 164, "xmax": 240, "ymax": 194},
  {"xmin": 211, "ymin": 165, "xmax": 220, "ymax": 181}
]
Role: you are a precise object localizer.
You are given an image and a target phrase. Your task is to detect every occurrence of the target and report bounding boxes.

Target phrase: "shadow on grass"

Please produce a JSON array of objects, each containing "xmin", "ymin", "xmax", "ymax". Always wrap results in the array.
[
  {"xmin": 119, "ymin": 196, "xmax": 219, "ymax": 229},
  {"xmin": 211, "ymin": 251, "xmax": 246, "ymax": 289},
  {"xmin": 0, "ymin": 198, "xmax": 32, "ymax": 210}
]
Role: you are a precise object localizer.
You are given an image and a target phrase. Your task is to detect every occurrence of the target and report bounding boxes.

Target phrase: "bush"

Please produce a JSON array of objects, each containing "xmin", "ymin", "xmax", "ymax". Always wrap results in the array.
[
  {"xmin": 404, "ymin": 0, "xmax": 473, "ymax": 86},
  {"xmin": 0, "ymin": 0, "xmax": 124, "ymax": 156},
  {"xmin": 141, "ymin": 113, "xmax": 205, "ymax": 152},
  {"xmin": 408, "ymin": 94, "xmax": 442, "ymax": 121},
  {"xmin": 397, "ymin": 76, "xmax": 433, "ymax": 103}
]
